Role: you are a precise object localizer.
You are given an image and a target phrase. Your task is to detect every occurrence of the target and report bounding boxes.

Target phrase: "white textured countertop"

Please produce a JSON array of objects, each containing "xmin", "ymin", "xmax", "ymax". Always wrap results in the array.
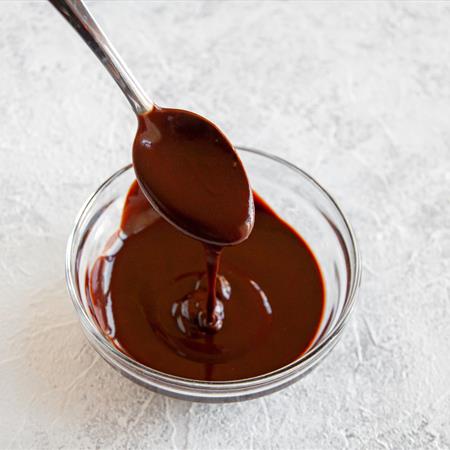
[{"xmin": 1, "ymin": 2, "xmax": 449, "ymax": 449}]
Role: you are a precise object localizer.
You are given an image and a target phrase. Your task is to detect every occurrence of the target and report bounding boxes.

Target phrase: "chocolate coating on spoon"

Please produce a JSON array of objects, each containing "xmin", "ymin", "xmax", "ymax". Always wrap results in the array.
[{"xmin": 133, "ymin": 106, "xmax": 255, "ymax": 246}]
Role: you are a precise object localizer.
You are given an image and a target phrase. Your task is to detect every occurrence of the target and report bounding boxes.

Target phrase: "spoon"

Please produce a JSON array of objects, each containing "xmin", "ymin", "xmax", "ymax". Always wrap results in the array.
[{"xmin": 49, "ymin": 0, "xmax": 254, "ymax": 246}]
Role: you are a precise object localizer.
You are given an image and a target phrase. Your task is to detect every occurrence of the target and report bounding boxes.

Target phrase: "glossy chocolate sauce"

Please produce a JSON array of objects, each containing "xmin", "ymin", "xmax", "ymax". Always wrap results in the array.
[
  {"xmin": 133, "ymin": 107, "xmax": 254, "ymax": 246},
  {"xmin": 88, "ymin": 181, "xmax": 325, "ymax": 381},
  {"xmin": 132, "ymin": 107, "xmax": 255, "ymax": 331}
]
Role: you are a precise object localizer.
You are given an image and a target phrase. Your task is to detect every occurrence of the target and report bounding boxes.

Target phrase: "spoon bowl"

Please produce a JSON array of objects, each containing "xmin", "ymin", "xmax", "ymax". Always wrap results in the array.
[{"xmin": 133, "ymin": 107, "xmax": 254, "ymax": 246}]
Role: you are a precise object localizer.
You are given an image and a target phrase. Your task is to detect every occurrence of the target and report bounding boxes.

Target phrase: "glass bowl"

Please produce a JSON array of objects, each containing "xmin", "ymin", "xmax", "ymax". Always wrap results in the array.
[{"xmin": 66, "ymin": 147, "xmax": 361, "ymax": 402}]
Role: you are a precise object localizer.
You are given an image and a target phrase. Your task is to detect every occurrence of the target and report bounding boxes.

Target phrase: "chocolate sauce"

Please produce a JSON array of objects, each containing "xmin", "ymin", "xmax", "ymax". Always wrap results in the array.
[
  {"xmin": 133, "ymin": 107, "xmax": 254, "ymax": 246},
  {"xmin": 132, "ymin": 107, "xmax": 255, "ymax": 332},
  {"xmin": 88, "ymin": 181, "xmax": 325, "ymax": 381}
]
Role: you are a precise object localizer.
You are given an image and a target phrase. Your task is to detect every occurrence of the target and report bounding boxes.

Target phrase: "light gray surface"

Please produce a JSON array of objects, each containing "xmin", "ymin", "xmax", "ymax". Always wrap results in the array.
[{"xmin": 0, "ymin": 2, "xmax": 449, "ymax": 449}]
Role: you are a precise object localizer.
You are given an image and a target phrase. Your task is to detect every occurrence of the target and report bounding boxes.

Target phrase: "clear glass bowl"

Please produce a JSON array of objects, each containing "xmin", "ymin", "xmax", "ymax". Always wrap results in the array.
[{"xmin": 66, "ymin": 147, "xmax": 361, "ymax": 402}]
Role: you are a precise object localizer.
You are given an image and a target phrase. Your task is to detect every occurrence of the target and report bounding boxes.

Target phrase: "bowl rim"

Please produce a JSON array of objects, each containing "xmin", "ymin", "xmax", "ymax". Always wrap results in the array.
[{"xmin": 65, "ymin": 146, "xmax": 361, "ymax": 391}]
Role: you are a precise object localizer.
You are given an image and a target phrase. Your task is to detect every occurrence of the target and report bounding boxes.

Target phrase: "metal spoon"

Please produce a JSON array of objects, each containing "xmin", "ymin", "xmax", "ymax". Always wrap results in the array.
[
  {"xmin": 49, "ymin": 0, "xmax": 152, "ymax": 115},
  {"xmin": 49, "ymin": 0, "xmax": 254, "ymax": 246}
]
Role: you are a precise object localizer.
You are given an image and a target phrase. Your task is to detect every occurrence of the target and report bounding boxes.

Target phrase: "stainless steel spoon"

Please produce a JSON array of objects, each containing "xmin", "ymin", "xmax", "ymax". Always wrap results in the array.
[
  {"xmin": 49, "ymin": 0, "xmax": 153, "ymax": 115},
  {"xmin": 49, "ymin": 0, "xmax": 254, "ymax": 247}
]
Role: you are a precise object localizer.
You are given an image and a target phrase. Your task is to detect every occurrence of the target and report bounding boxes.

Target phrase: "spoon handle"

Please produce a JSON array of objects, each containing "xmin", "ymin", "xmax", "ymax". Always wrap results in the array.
[{"xmin": 49, "ymin": 0, "xmax": 153, "ymax": 115}]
